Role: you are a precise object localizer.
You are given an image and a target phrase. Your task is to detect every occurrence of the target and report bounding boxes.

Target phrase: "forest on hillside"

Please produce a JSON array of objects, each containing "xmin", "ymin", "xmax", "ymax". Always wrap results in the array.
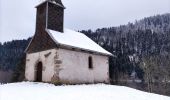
[
  {"xmin": 81, "ymin": 13, "xmax": 170, "ymax": 95},
  {"xmin": 0, "ymin": 13, "xmax": 170, "ymax": 95}
]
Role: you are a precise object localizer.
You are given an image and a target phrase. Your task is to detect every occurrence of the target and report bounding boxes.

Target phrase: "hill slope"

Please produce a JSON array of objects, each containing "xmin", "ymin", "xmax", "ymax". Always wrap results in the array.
[
  {"xmin": 0, "ymin": 82, "xmax": 169, "ymax": 100},
  {"xmin": 0, "ymin": 13, "xmax": 170, "ymax": 95}
]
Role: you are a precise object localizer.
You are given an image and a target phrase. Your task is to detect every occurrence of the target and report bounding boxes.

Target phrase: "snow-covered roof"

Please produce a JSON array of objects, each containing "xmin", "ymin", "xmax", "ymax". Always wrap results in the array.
[
  {"xmin": 46, "ymin": 29, "xmax": 112, "ymax": 56},
  {"xmin": 35, "ymin": 0, "xmax": 65, "ymax": 9}
]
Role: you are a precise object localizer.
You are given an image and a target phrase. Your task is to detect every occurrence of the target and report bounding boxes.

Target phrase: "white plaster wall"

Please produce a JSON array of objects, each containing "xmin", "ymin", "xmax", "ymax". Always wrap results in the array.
[
  {"xmin": 58, "ymin": 48, "xmax": 109, "ymax": 84},
  {"xmin": 25, "ymin": 49, "xmax": 57, "ymax": 82}
]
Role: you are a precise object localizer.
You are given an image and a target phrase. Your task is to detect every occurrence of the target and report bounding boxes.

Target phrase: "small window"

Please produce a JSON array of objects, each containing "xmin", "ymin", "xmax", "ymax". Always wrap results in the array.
[{"xmin": 88, "ymin": 56, "xmax": 93, "ymax": 69}]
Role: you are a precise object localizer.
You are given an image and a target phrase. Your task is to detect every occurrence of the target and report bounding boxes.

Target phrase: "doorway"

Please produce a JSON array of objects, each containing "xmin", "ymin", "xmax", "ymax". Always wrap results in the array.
[{"xmin": 35, "ymin": 62, "xmax": 43, "ymax": 82}]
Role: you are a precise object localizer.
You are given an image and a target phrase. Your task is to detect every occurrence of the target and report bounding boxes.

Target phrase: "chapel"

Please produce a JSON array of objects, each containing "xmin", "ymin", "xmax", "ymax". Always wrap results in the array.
[{"xmin": 25, "ymin": 0, "xmax": 112, "ymax": 84}]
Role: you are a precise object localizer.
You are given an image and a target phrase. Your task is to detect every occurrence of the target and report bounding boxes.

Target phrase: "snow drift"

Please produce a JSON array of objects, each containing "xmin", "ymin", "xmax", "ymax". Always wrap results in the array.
[{"xmin": 0, "ymin": 82, "xmax": 169, "ymax": 100}]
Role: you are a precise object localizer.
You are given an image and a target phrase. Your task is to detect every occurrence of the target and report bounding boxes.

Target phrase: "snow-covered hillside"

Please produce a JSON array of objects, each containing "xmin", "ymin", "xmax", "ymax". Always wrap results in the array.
[{"xmin": 0, "ymin": 82, "xmax": 169, "ymax": 100}]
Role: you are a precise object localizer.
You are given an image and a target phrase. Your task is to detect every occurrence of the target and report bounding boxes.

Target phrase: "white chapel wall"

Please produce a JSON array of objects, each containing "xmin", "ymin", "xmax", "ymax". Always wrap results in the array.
[
  {"xmin": 25, "ymin": 49, "xmax": 57, "ymax": 82},
  {"xmin": 25, "ymin": 48, "xmax": 110, "ymax": 84},
  {"xmin": 58, "ymin": 48, "xmax": 109, "ymax": 84}
]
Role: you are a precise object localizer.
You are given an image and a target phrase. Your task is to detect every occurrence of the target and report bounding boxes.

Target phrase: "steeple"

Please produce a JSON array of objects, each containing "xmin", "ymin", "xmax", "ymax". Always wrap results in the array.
[{"xmin": 35, "ymin": 0, "xmax": 65, "ymax": 33}]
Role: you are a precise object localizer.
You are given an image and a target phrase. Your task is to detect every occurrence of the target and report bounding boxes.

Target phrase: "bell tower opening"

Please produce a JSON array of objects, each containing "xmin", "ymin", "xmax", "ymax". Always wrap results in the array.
[{"xmin": 35, "ymin": 0, "xmax": 65, "ymax": 33}]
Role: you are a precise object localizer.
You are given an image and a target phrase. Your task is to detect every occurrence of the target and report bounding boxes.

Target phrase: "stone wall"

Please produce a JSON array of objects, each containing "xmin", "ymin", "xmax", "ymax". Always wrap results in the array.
[
  {"xmin": 25, "ymin": 49, "xmax": 57, "ymax": 82},
  {"xmin": 58, "ymin": 48, "xmax": 109, "ymax": 84},
  {"xmin": 25, "ymin": 48, "xmax": 109, "ymax": 84}
]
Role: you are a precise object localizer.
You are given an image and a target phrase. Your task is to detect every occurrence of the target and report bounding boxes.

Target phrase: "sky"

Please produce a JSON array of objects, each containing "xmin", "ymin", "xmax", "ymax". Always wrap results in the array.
[{"xmin": 0, "ymin": 0, "xmax": 170, "ymax": 43}]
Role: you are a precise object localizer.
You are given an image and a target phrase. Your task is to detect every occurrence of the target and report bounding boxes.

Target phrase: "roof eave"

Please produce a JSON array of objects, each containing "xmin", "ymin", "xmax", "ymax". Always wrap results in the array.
[
  {"xmin": 24, "ymin": 36, "xmax": 34, "ymax": 53},
  {"xmin": 59, "ymin": 43, "xmax": 112, "ymax": 56}
]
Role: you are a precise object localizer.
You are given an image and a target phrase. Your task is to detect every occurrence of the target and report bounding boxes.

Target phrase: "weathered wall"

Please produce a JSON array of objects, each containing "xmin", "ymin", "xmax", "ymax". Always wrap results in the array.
[
  {"xmin": 25, "ymin": 48, "xmax": 109, "ymax": 84},
  {"xmin": 58, "ymin": 48, "xmax": 109, "ymax": 84},
  {"xmin": 25, "ymin": 49, "xmax": 57, "ymax": 82}
]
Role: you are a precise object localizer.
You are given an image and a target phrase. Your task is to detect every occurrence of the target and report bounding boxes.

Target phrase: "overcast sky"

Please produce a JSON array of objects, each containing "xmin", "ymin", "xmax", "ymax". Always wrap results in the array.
[{"xmin": 0, "ymin": 0, "xmax": 170, "ymax": 43}]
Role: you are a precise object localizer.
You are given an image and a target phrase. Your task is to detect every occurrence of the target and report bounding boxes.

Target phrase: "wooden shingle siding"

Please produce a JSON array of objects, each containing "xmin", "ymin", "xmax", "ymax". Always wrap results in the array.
[
  {"xmin": 26, "ymin": 2, "xmax": 58, "ymax": 53},
  {"xmin": 48, "ymin": 2, "xmax": 64, "ymax": 32}
]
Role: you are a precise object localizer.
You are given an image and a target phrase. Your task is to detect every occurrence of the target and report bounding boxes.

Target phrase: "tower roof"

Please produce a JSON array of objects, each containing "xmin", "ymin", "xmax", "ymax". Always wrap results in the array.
[
  {"xmin": 36, "ymin": 0, "xmax": 65, "ymax": 9},
  {"xmin": 54, "ymin": 0, "xmax": 64, "ymax": 6}
]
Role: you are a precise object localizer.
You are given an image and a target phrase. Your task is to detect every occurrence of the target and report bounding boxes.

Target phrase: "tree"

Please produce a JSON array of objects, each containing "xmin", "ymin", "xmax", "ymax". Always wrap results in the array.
[
  {"xmin": 12, "ymin": 54, "xmax": 26, "ymax": 82},
  {"xmin": 141, "ymin": 56, "xmax": 154, "ymax": 92}
]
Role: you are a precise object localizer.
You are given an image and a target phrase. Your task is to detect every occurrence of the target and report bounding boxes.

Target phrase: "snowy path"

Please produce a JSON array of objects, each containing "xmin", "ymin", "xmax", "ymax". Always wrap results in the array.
[{"xmin": 0, "ymin": 82, "xmax": 169, "ymax": 100}]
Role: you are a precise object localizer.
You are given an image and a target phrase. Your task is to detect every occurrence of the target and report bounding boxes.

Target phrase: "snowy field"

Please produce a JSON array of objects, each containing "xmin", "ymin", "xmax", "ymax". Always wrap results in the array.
[{"xmin": 0, "ymin": 82, "xmax": 169, "ymax": 100}]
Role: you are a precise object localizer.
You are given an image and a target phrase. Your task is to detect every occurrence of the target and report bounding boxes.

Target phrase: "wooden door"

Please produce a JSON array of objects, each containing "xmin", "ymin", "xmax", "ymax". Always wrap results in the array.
[{"xmin": 36, "ymin": 62, "xmax": 43, "ymax": 82}]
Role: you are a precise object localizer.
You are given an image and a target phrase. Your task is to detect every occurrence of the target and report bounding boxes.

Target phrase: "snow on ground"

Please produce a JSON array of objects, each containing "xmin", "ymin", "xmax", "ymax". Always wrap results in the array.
[{"xmin": 0, "ymin": 82, "xmax": 169, "ymax": 100}]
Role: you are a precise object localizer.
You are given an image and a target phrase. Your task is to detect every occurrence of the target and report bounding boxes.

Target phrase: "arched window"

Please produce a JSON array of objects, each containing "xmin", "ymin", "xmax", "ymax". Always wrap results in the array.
[{"xmin": 88, "ymin": 56, "xmax": 93, "ymax": 69}]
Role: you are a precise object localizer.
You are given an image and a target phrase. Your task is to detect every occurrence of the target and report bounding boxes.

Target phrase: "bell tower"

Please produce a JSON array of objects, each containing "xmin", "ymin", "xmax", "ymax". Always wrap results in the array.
[
  {"xmin": 26, "ymin": 0, "xmax": 65, "ymax": 53},
  {"xmin": 35, "ymin": 0, "xmax": 65, "ymax": 33}
]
